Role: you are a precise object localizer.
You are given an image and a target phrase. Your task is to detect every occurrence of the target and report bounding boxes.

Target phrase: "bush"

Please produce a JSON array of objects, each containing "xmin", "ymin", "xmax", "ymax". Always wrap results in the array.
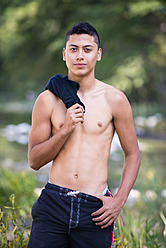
[
  {"xmin": 0, "ymin": 169, "xmax": 37, "ymax": 217},
  {"xmin": 0, "ymin": 194, "xmax": 31, "ymax": 248}
]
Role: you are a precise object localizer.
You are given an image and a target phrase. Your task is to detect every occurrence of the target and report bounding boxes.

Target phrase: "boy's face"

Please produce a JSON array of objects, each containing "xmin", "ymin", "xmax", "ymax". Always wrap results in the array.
[{"xmin": 63, "ymin": 34, "xmax": 102, "ymax": 78}]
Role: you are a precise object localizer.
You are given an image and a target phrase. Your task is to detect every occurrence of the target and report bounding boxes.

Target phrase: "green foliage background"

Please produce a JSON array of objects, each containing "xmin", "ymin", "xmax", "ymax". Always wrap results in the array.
[
  {"xmin": 0, "ymin": 0, "xmax": 166, "ymax": 103},
  {"xmin": 0, "ymin": 169, "xmax": 37, "ymax": 216}
]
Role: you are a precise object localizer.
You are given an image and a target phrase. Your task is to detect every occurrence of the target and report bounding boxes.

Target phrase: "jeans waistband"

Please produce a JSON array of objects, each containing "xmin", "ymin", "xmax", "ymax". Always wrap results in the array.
[{"xmin": 45, "ymin": 182, "xmax": 105, "ymax": 202}]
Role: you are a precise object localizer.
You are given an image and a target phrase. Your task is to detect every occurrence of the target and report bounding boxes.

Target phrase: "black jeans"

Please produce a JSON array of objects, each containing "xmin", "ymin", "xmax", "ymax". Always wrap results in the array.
[{"xmin": 28, "ymin": 183, "xmax": 114, "ymax": 248}]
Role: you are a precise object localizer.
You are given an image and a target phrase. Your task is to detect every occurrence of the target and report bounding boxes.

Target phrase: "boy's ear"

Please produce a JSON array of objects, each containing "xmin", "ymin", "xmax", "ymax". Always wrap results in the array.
[
  {"xmin": 63, "ymin": 47, "xmax": 66, "ymax": 61},
  {"xmin": 97, "ymin": 48, "xmax": 102, "ymax": 61}
]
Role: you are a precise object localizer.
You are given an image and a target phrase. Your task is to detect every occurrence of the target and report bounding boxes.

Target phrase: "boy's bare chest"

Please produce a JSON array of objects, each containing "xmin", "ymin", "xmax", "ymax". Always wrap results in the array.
[{"xmin": 51, "ymin": 96, "xmax": 113, "ymax": 135}]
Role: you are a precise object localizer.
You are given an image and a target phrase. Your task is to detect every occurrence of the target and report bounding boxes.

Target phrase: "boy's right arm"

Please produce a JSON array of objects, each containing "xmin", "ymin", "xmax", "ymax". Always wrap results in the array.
[{"xmin": 28, "ymin": 91, "xmax": 84, "ymax": 170}]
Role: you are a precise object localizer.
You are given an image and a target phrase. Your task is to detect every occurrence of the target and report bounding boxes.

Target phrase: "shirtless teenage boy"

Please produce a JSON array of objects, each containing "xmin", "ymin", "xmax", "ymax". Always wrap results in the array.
[{"xmin": 27, "ymin": 22, "xmax": 140, "ymax": 248}]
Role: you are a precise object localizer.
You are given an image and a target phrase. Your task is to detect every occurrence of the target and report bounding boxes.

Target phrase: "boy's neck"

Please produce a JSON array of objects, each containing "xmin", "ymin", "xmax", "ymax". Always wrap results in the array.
[{"xmin": 68, "ymin": 72, "xmax": 96, "ymax": 94}]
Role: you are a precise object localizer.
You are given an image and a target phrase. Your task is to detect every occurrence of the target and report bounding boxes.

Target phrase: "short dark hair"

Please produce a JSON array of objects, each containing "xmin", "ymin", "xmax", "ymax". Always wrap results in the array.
[{"xmin": 65, "ymin": 22, "xmax": 100, "ymax": 49}]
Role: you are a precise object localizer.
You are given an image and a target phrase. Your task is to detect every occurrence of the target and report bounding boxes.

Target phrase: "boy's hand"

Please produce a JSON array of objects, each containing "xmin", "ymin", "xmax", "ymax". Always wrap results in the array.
[
  {"xmin": 62, "ymin": 103, "xmax": 84, "ymax": 134},
  {"xmin": 91, "ymin": 195, "xmax": 123, "ymax": 228}
]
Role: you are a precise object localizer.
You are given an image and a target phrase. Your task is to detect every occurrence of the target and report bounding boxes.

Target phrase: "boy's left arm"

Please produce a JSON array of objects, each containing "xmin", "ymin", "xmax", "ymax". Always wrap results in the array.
[{"xmin": 91, "ymin": 92, "xmax": 141, "ymax": 228}]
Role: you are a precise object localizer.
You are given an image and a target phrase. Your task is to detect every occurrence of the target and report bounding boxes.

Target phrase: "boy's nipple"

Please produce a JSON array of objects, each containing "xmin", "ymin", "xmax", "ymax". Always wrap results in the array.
[{"xmin": 97, "ymin": 122, "xmax": 103, "ymax": 127}]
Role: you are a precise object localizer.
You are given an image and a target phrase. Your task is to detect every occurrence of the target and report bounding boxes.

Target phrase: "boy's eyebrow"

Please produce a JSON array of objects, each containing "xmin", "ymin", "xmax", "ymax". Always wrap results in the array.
[{"xmin": 69, "ymin": 44, "xmax": 94, "ymax": 48}]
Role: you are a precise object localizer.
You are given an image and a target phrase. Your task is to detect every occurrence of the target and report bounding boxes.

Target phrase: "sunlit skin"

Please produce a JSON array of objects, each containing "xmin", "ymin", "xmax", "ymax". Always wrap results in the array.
[{"xmin": 28, "ymin": 34, "xmax": 140, "ymax": 228}]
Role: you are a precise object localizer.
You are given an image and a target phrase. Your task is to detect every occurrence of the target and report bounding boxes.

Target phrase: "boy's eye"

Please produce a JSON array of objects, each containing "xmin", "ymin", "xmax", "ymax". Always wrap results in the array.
[
  {"xmin": 70, "ymin": 47, "xmax": 77, "ymax": 51},
  {"xmin": 85, "ymin": 48, "xmax": 91, "ymax": 52}
]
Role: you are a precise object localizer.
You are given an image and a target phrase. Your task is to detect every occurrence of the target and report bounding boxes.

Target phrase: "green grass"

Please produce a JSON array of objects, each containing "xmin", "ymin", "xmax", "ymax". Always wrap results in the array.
[{"xmin": 113, "ymin": 211, "xmax": 161, "ymax": 247}]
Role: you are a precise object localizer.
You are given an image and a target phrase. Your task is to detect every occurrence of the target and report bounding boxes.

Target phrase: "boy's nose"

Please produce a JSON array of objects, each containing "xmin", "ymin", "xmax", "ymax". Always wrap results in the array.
[{"xmin": 76, "ymin": 50, "xmax": 84, "ymax": 60}]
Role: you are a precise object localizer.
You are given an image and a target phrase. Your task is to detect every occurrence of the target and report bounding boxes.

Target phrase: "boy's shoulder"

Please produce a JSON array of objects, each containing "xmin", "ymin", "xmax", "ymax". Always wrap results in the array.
[
  {"xmin": 37, "ymin": 89, "xmax": 59, "ymax": 103},
  {"xmin": 33, "ymin": 89, "xmax": 59, "ymax": 114},
  {"xmin": 97, "ymin": 79, "xmax": 132, "ymax": 118},
  {"xmin": 97, "ymin": 79, "xmax": 128, "ymax": 104}
]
